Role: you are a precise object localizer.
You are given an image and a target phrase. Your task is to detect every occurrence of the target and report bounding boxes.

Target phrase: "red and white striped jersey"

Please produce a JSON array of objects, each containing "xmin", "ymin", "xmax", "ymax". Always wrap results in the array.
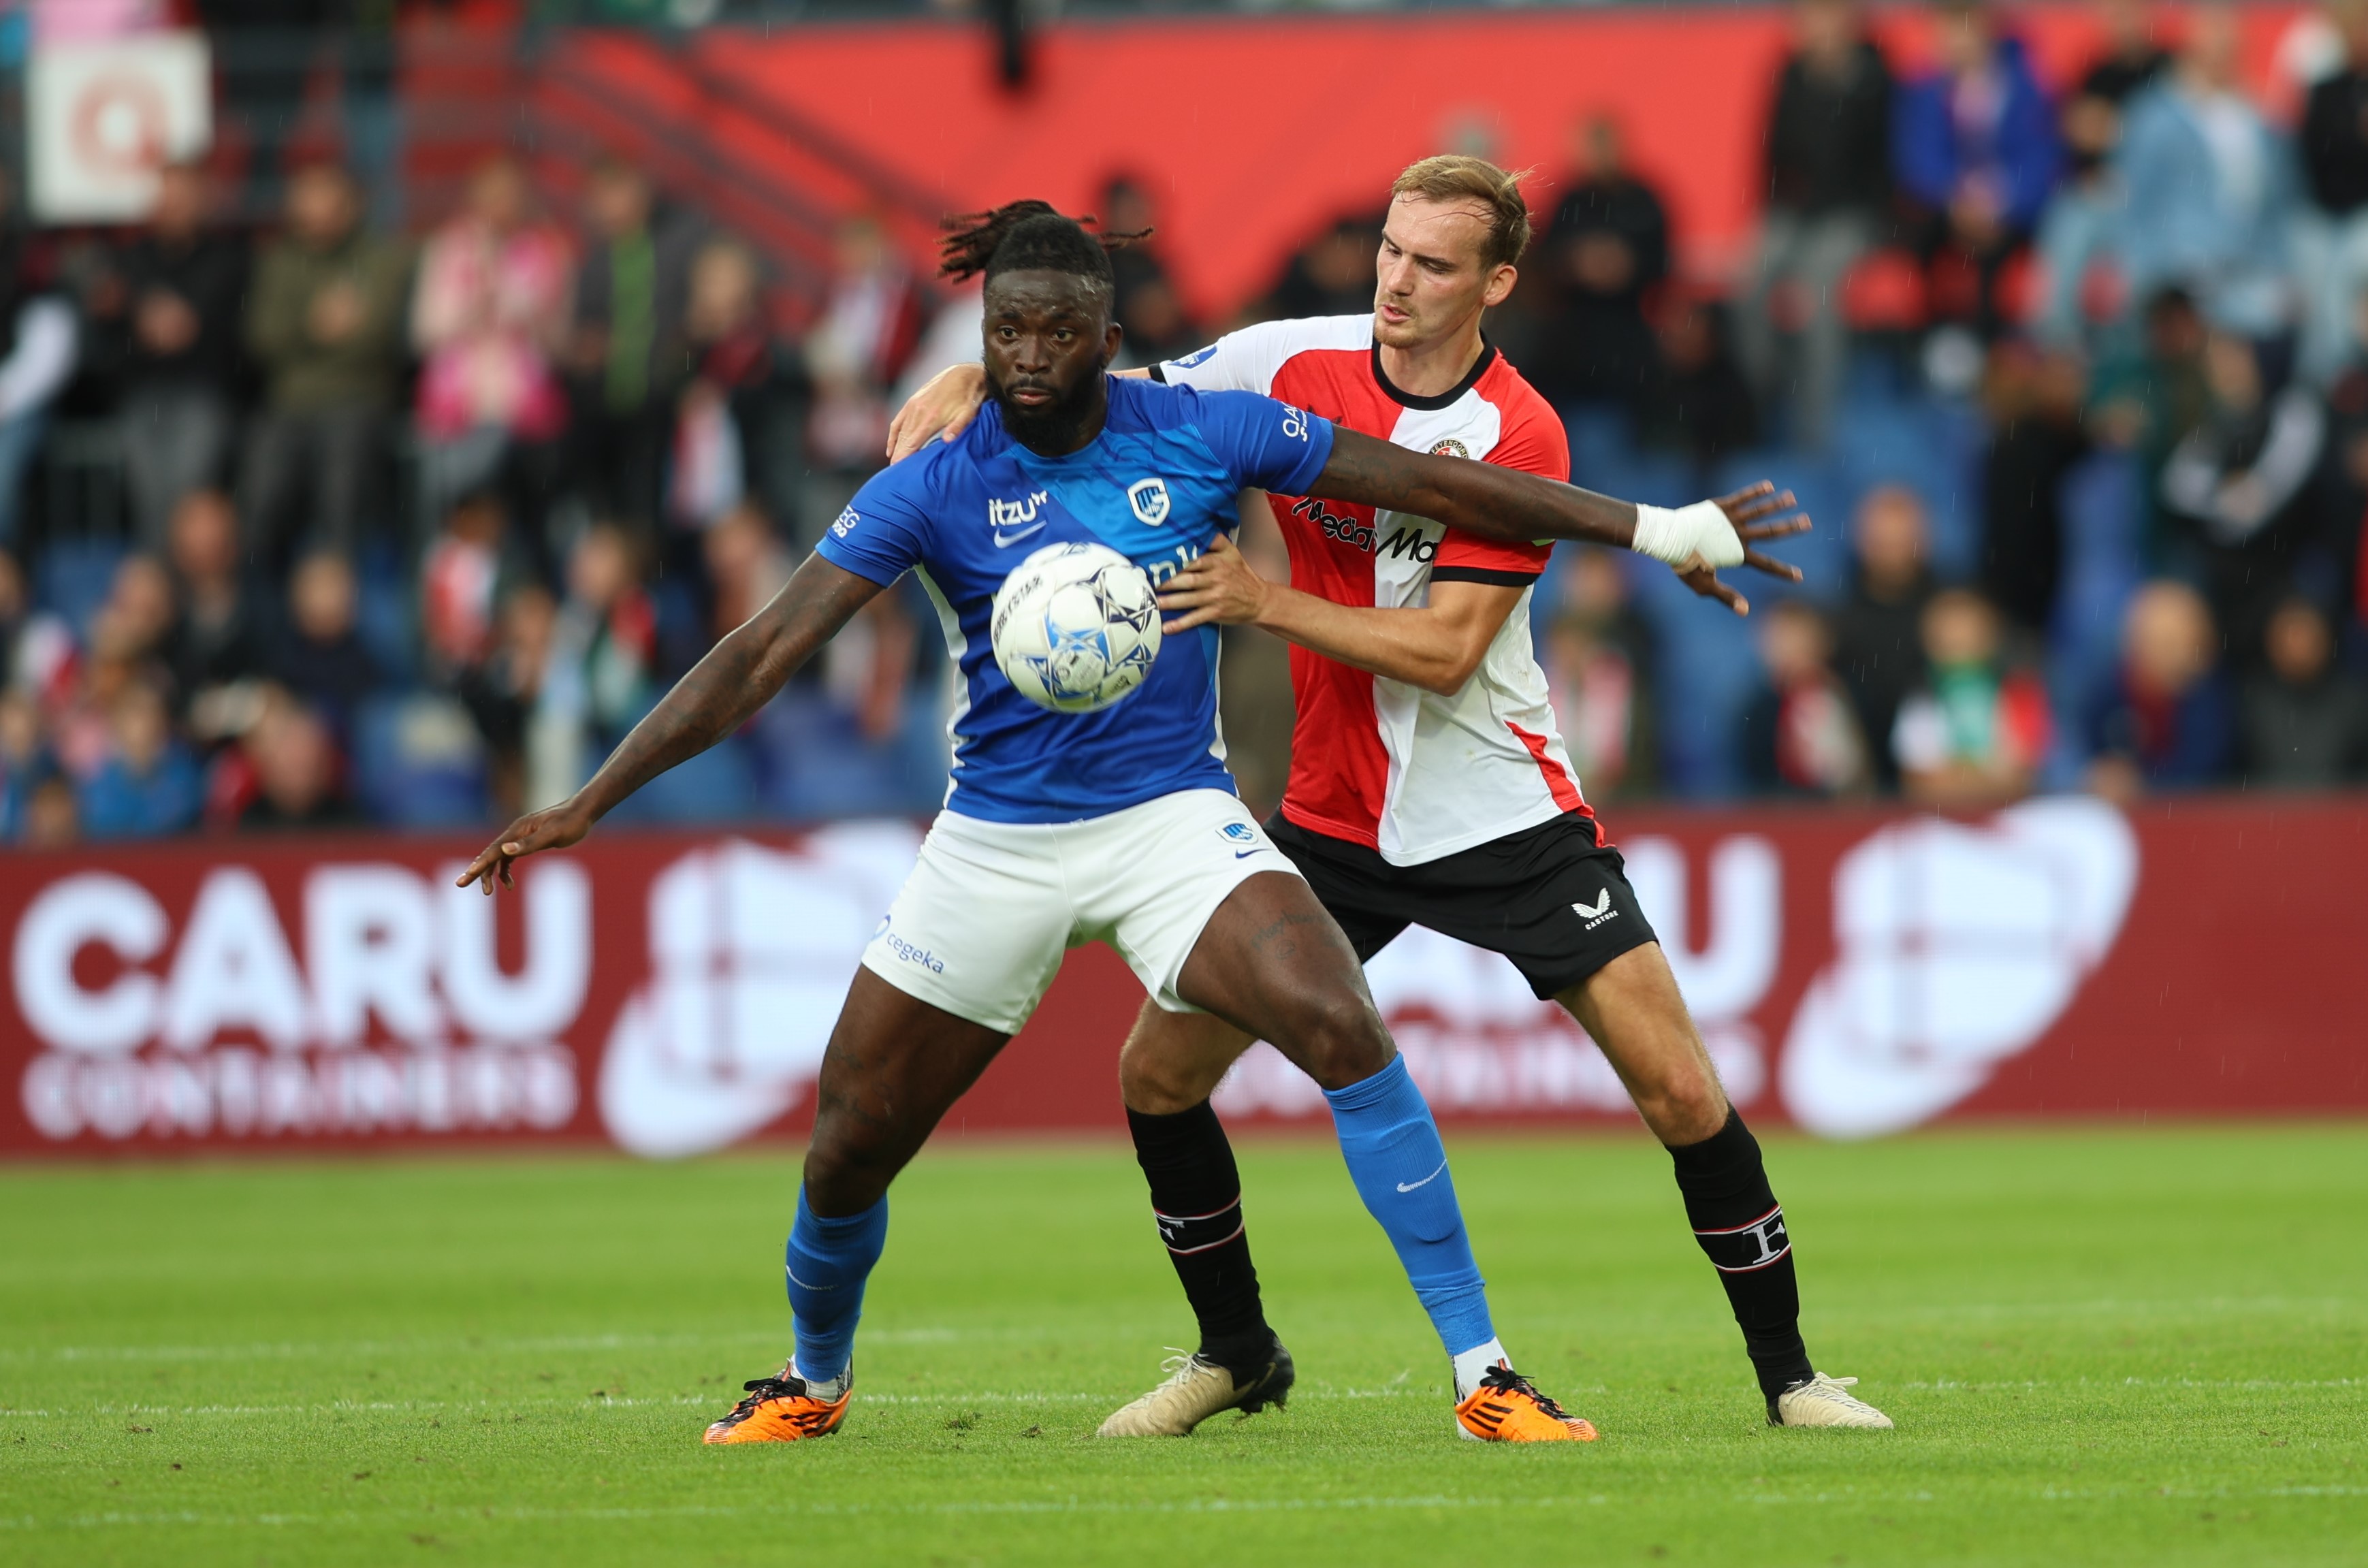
[{"xmin": 1155, "ymin": 315, "xmax": 1596, "ymax": 865}]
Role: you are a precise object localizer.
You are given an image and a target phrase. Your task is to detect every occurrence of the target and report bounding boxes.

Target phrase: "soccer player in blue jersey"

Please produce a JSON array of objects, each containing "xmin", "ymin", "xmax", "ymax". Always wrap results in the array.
[{"xmin": 458, "ymin": 202, "xmax": 1802, "ymax": 1445}]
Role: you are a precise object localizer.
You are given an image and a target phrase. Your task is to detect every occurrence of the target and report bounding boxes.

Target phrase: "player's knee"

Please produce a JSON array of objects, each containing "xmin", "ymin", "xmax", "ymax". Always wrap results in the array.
[
  {"xmin": 1640, "ymin": 1068, "xmax": 1730, "ymax": 1147},
  {"xmin": 801, "ymin": 1115, "xmax": 895, "ymax": 1213},
  {"xmin": 1286, "ymin": 991, "xmax": 1393, "ymax": 1093},
  {"xmin": 1118, "ymin": 1041, "xmax": 1211, "ymax": 1117}
]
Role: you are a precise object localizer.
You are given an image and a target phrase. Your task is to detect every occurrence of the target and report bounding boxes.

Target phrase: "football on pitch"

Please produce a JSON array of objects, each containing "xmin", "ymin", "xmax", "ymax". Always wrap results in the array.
[{"xmin": 989, "ymin": 541, "xmax": 1163, "ymax": 713}]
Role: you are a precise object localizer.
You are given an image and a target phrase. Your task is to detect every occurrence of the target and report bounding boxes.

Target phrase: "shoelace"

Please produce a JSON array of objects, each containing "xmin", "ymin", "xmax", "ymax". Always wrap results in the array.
[
  {"xmin": 726, "ymin": 1374, "xmax": 806, "ymax": 1418},
  {"xmin": 1475, "ymin": 1365, "xmax": 1573, "ymax": 1420},
  {"xmin": 1152, "ymin": 1347, "xmax": 1209, "ymax": 1388}
]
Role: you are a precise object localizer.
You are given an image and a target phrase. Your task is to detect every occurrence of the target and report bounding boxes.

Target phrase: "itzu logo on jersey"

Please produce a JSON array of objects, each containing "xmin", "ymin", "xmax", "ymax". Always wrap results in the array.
[
  {"xmin": 987, "ymin": 490, "xmax": 1049, "ymax": 547},
  {"xmin": 1127, "ymin": 477, "xmax": 1172, "ymax": 526}
]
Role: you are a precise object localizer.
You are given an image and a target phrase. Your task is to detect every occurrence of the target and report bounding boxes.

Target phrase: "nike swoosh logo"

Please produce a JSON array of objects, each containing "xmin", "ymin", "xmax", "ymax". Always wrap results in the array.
[
  {"xmin": 992, "ymin": 522, "xmax": 1046, "ymax": 547},
  {"xmin": 1234, "ymin": 848, "xmax": 1268, "ymax": 859},
  {"xmin": 1396, "ymin": 1159, "xmax": 1448, "ymax": 1194},
  {"xmin": 784, "ymin": 1264, "xmax": 839, "ymax": 1292}
]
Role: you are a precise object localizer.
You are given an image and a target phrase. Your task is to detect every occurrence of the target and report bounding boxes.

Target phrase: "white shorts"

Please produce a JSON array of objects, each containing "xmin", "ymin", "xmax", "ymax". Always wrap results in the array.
[{"xmin": 859, "ymin": 788, "xmax": 1300, "ymax": 1035}]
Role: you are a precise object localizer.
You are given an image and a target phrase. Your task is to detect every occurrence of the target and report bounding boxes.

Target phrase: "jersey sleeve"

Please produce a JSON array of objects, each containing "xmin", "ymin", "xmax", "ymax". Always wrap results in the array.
[
  {"xmin": 813, "ymin": 459, "xmax": 933, "ymax": 586},
  {"xmin": 1153, "ymin": 319, "xmax": 1302, "ymax": 395},
  {"xmin": 1431, "ymin": 396, "xmax": 1571, "ymax": 584},
  {"xmin": 1187, "ymin": 387, "xmax": 1335, "ymax": 498}
]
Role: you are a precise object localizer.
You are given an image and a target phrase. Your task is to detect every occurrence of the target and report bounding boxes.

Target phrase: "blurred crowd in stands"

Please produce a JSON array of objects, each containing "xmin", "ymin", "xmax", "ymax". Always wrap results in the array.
[
  {"xmin": 1496, "ymin": 0, "xmax": 2368, "ymax": 810},
  {"xmin": 3, "ymin": 0, "xmax": 2368, "ymax": 850}
]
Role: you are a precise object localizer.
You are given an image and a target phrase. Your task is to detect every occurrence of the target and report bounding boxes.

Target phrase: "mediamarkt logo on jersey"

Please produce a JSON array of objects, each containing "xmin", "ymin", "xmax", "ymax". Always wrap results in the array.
[{"xmin": 3, "ymin": 797, "xmax": 2361, "ymax": 1155}]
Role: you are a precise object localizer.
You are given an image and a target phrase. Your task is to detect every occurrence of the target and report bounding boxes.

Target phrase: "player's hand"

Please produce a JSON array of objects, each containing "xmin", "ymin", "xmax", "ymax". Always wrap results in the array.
[
  {"xmin": 1675, "ymin": 482, "xmax": 1812, "ymax": 617},
  {"xmin": 886, "ymin": 362, "xmax": 990, "ymax": 462},
  {"xmin": 455, "ymin": 799, "xmax": 594, "ymax": 895},
  {"xmin": 1155, "ymin": 534, "xmax": 1272, "ymax": 633}
]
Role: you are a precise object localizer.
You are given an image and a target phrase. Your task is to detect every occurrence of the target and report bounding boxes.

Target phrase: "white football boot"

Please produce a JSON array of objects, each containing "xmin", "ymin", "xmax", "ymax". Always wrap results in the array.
[
  {"xmin": 1095, "ymin": 1343, "xmax": 1294, "ymax": 1437},
  {"xmin": 1771, "ymin": 1373, "xmax": 1893, "ymax": 1428}
]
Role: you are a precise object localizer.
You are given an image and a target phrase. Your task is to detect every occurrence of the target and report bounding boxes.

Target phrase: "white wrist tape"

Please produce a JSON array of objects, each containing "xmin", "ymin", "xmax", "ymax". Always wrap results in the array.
[{"xmin": 1631, "ymin": 500, "xmax": 1742, "ymax": 569}]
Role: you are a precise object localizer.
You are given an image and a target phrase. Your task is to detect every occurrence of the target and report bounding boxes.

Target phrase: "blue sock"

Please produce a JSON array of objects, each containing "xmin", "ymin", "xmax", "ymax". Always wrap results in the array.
[
  {"xmin": 784, "ymin": 1189, "xmax": 887, "ymax": 1384},
  {"xmin": 1322, "ymin": 1055, "xmax": 1494, "ymax": 1357}
]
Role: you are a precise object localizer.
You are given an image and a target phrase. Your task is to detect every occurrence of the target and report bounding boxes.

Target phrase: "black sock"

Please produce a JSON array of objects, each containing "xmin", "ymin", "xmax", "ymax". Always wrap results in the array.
[
  {"xmin": 1126, "ymin": 1101, "xmax": 1274, "ymax": 1374},
  {"xmin": 1667, "ymin": 1108, "xmax": 1813, "ymax": 1402}
]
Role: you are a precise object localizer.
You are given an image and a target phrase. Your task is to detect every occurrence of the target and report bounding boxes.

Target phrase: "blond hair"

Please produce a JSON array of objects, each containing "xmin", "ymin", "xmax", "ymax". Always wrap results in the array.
[{"xmin": 1390, "ymin": 155, "xmax": 1533, "ymax": 270}]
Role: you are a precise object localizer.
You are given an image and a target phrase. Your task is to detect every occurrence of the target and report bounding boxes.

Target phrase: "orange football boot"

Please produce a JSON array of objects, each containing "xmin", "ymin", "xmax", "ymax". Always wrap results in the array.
[
  {"xmin": 1454, "ymin": 1364, "xmax": 1601, "ymax": 1443},
  {"xmin": 702, "ymin": 1366, "xmax": 852, "ymax": 1444}
]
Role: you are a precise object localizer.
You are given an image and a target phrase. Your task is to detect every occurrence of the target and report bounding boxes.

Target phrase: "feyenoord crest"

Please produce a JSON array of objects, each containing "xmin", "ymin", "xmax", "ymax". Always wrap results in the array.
[
  {"xmin": 1430, "ymin": 438, "xmax": 1471, "ymax": 459},
  {"xmin": 1127, "ymin": 477, "xmax": 1172, "ymax": 526}
]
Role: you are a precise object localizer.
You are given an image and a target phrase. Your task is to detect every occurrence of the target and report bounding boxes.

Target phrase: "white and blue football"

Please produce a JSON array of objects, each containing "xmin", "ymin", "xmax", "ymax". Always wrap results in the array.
[{"xmin": 990, "ymin": 541, "xmax": 1163, "ymax": 714}]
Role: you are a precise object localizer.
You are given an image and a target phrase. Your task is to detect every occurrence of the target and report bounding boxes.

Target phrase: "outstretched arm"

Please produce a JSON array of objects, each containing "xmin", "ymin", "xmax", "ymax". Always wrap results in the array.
[
  {"xmin": 456, "ymin": 556, "xmax": 884, "ymax": 892},
  {"xmin": 1309, "ymin": 427, "xmax": 1808, "ymax": 614}
]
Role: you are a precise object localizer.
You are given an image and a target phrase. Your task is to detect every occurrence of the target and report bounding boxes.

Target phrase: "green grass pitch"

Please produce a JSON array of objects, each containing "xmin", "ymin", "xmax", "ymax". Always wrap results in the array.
[{"xmin": 2, "ymin": 1124, "xmax": 2363, "ymax": 1565}]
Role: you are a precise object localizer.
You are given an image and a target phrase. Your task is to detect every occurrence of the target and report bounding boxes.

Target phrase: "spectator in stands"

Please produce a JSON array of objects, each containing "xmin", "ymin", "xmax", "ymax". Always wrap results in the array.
[
  {"xmin": 803, "ymin": 213, "xmax": 923, "ymax": 539},
  {"xmin": 465, "ymin": 581, "xmax": 556, "ymax": 820},
  {"xmin": 535, "ymin": 522, "xmax": 656, "ymax": 802},
  {"xmin": 1262, "ymin": 214, "xmax": 1384, "ymax": 322},
  {"xmin": 419, "ymin": 488, "xmax": 510, "ymax": 686},
  {"xmin": 0, "ymin": 687, "xmax": 50, "ymax": 841},
  {"xmin": 163, "ymin": 490, "xmax": 267, "ymax": 709},
  {"xmin": 93, "ymin": 552, "xmax": 178, "ymax": 676},
  {"xmin": 78, "ymin": 677, "xmax": 201, "ymax": 839},
  {"xmin": 820, "ymin": 590, "xmax": 920, "ymax": 749},
  {"xmin": 1739, "ymin": 0, "xmax": 1895, "ymax": 449},
  {"xmin": 1543, "ymin": 547, "xmax": 1657, "ymax": 799},
  {"xmin": 2035, "ymin": 52, "xmax": 2145, "ymax": 353},
  {"xmin": 568, "ymin": 159, "xmax": 696, "ymax": 536},
  {"xmin": 1894, "ymin": 0, "xmax": 2061, "ymax": 348},
  {"xmin": 2158, "ymin": 330, "xmax": 2329, "ymax": 664},
  {"xmin": 2302, "ymin": 0, "xmax": 2368, "ymax": 381},
  {"xmin": 701, "ymin": 502, "xmax": 794, "ymax": 645},
  {"xmin": 1980, "ymin": 342, "xmax": 2090, "ymax": 638},
  {"xmin": 2083, "ymin": 578, "xmax": 2235, "ymax": 796},
  {"xmin": 1636, "ymin": 289, "xmax": 1760, "ymax": 478},
  {"xmin": 242, "ymin": 162, "xmax": 411, "ymax": 563},
  {"xmin": 2117, "ymin": 4, "xmax": 2300, "ymax": 344},
  {"xmin": 1830, "ymin": 484, "xmax": 1938, "ymax": 788},
  {"xmin": 22, "ymin": 773, "xmax": 79, "ymax": 848},
  {"xmin": 1893, "ymin": 586, "xmax": 2052, "ymax": 807},
  {"xmin": 1741, "ymin": 597, "xmax": 1872, "ymax": 797},
  {"xmin": 270, "ymin": 549, "xmax": 381, "ymax": 746},
  {"xmin": 2081, "ymin": 0, "xmax": 2173, "ymax": 104},
  {"xmin": 0, "ymin": 170, "xmax": 78, "ymax": 553},
  {"xmin": 114, "ymin": 161, "xmax": 249, "ymax": 553},
  {"xmin": 0, "ymin": 546, "xmax": 26, "ymax": 690},
  {"xmin": 238, "ymin": 695, "xmax": 359, "ymax": 831},
  {"xmin": 411, "ymin": 155, "xmax": 575, "ymax": 552},
  {"xmin": 673, "ymin": 237, "xmax": 798, "ymax": 536},
  {"xmin": 1530, "ymin": 114, "xmax": 1670, "ymax": 416},
  {"xmin": 1100, "ymin": 175, "xmax": 1200, "ymax": 367},
  {"xmin": 2089, "ymin": 285, "xmax": 2213, "ymax": 563},
  {"xmin": 2241, "ymin": 594, "xmax": 2368, "ymax": 784}
]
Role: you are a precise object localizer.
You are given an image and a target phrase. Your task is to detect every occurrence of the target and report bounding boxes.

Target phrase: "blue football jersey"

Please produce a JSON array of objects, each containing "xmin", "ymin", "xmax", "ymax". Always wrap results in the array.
[{"xmin": 816, "ymin": 375, "xmax": 1334, "ymax": 823}]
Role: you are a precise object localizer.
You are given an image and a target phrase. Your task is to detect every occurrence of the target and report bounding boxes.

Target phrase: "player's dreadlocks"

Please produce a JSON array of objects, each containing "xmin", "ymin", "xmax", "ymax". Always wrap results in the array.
[{"xmin": 938, "ymin": 199, "xmax": 1150, "ymax": 288}]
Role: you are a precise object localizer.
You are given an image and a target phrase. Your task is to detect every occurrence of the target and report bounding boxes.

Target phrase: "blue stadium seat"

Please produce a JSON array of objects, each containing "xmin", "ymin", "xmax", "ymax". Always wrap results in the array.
[
  {"xmin": 34, "ymin": 538, "xmax": 126, "ymax": 636},
  {"xmin": 353, "ymin": 538, "xmax": 419, "ymax": 688},
  {"xmin": 351, "ymin": 692, "xmax": 490, "ymax": 828}
]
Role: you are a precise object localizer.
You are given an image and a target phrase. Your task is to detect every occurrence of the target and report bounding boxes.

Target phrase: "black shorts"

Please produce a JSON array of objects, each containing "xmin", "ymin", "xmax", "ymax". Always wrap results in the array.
[{"xmin": 1266, "ymin": 810, "xmax": 1659, "ymax": 1001}]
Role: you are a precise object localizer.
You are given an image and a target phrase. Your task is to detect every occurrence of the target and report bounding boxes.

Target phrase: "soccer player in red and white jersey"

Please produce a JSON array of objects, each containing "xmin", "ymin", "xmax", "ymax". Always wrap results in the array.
[{"xmin": 889, "ymin": 157, "xmax": 1890, "ymax": 1437}]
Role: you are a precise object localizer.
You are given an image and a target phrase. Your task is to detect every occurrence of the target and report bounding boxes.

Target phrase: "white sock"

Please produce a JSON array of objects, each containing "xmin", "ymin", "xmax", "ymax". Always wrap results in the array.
[
  {"xmin": 1451, "ymin": 1338, "xmax": 1510, "ymax": 1401},
  {"xmin": 790, "ymin": 1358, "xmax": 850, "ymax": 1398}
]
